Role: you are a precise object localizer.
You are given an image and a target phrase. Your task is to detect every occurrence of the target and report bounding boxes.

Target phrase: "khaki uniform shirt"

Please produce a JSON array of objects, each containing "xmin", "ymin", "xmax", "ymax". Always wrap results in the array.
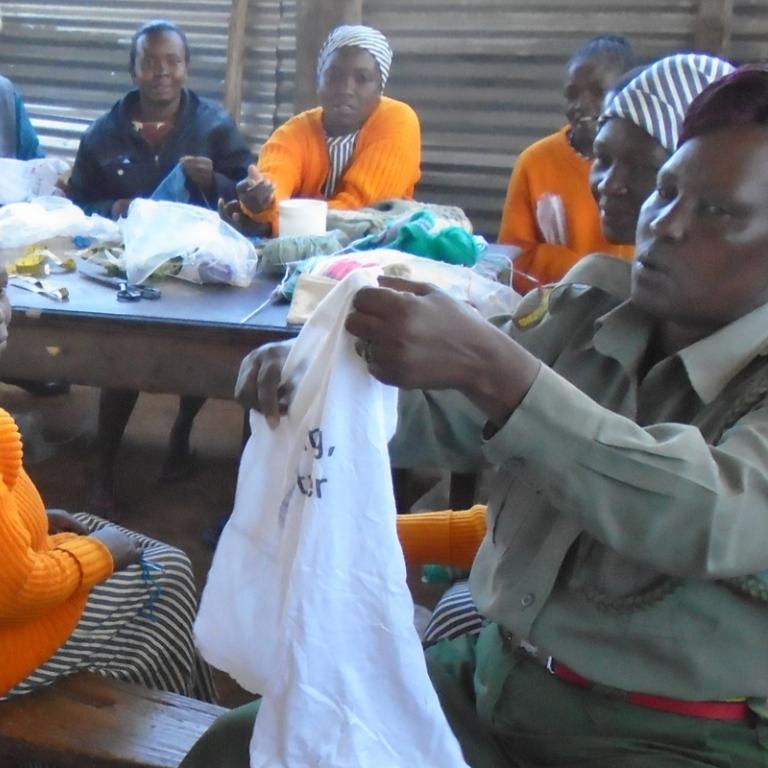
[{"xmin": 392, "ymin": 256, "xmax": 768, "ymax": 702}]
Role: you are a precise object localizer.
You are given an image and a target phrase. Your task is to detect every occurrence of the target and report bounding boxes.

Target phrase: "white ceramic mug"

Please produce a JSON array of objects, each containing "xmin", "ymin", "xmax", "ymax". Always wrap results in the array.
[{"xmin": 279, "ymin": 199, "xmax": 328, "ymax": 237}]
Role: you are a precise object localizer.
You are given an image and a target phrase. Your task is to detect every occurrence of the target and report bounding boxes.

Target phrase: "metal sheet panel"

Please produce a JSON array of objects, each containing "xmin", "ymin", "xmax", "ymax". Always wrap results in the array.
[
  {"xmin": 1, "ymin": 2, "xmax": 761, "ymax": 238},
  {"xmin": 237, "ymin": 0, "xmax": 301, "ymax": 150},
  {"xmin": 731, "ymin": 0, "xmax": 768, "ymax": 62},
  {"xmin": 364, "ymin": 1, "xmax": 702, "ymax": 237},
  {"xmin": 0, "ymin": 2, "xmax": 223, "ymax": 152},
  {"xmin": 0, "ymin": 1, "xmax": 285, "ymax": 160}
]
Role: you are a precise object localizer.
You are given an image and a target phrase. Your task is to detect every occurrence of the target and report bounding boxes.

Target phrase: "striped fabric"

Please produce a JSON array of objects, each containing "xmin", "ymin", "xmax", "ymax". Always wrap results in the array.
[
  {"xmin": 422, "ymin": 580, "xmax": 483, "ymax": 645},
  {"xmin": 601, "ymin": 54, "xmax": 735, "ymax": 151},
  {"xmin": 317, "ymin": 25, "xmax": 393, "ymax": 88},
  {"xmin": 323, "ymin": 130, "xmax": 360, "ymax": 197},
  {"xmin": 3, "ymin": 513, "xmax": 215, "ymax": 703}
]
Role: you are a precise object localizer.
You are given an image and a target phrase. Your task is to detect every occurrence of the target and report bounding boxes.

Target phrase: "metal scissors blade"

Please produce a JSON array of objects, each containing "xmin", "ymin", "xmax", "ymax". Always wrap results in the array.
[{"xmin": 79, "ymin": 267, "xmax": 161, "ymax": 301}]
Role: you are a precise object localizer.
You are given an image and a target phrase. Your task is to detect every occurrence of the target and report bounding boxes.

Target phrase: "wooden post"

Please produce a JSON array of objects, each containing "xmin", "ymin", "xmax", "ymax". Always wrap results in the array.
[
  {"xmin": 294, "ymin": 0, "xmax": 363, "ymax": 114},
  {"xmin": 694, "ymin": 0, "xmax": 734, "ymax": 55},
  {"xmin": 224, "ymin": 0, "xmax": 250, "ymax": 122}
]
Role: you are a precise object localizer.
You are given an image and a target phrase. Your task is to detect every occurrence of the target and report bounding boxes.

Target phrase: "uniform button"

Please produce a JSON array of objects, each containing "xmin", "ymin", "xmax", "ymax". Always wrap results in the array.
[{"xmin": 520, "ymin": 592, "xmax": 535, "ymax": 609}]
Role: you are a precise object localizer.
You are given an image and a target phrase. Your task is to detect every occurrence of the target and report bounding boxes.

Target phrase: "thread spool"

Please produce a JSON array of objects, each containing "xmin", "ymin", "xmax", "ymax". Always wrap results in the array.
[{"xmin": 279, "ymin": 199, "xmax": 327, "ymax": 237}]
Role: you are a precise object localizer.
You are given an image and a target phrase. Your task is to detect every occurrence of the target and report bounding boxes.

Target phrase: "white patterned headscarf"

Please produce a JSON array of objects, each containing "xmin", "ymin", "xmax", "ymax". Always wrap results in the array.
[
  {"xmin": 317, "ymin": 25, "xmax": 393, "ymax": 89},
  {"xmin": 601, "ymin": 53, "xmax": 735, "ymax": 152}
]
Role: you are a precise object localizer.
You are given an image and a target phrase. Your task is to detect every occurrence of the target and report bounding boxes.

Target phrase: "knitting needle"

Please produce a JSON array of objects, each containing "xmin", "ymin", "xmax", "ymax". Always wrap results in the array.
[{"xmin": 239, "ymin": 295, "xmax": 275, "ymax": 324}]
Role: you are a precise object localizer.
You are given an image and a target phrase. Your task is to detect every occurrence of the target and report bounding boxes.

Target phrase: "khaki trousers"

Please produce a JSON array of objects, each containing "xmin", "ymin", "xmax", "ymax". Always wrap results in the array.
[{"xmin": 181, "ymin": 622, "xmax": 768, "ymax": 767}]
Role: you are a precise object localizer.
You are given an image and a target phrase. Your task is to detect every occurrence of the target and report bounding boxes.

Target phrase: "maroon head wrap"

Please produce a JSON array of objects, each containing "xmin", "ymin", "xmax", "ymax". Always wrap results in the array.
[{"xmin": 679, "ymin": 65, "xmax": 768, "ymax": 147}]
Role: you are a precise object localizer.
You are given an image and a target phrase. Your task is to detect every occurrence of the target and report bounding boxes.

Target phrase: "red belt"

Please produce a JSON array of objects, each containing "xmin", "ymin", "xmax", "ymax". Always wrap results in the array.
[{"xmin": 547, "ymin": 658, "xmax": 750, "ymax": 721}]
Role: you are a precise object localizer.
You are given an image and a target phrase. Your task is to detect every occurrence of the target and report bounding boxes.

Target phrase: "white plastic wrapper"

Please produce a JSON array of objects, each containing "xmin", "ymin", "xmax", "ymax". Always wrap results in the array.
[
  {"xmin": 0, "ymin": 157, "xmax": 70, "ymax": 204},
  {"xmin": 0, "ymin": 196, "xmax": 120, "ymax": 261},
  {"xmin": 120, "ymin": 199, "xmax": 258, "ymax": 287}
]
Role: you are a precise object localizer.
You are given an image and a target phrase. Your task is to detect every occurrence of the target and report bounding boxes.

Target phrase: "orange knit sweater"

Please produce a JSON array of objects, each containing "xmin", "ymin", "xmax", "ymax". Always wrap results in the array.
[
  {"xmin": 397, "ymin": 504, "xmax": 488, "ymax": 571},
  {"xmin": 0, "ymin": 409, "xmax": 114, "ymax": 695},
  {"xmin": 244, "ymin": 96, "xmax": 421, "ymax": 235},
  {"xmin": 498, "ymin": 127, "xmax": 633, "ymax": 294}
]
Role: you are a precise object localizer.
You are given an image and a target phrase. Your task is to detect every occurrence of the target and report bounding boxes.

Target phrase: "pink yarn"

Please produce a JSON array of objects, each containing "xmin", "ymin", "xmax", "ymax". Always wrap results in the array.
[{"xmin": 323, "ymin": 258, "xmax": 377, "ymax": 280}]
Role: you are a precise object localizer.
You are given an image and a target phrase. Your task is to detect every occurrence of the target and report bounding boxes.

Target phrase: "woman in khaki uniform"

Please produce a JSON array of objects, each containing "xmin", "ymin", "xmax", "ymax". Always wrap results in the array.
[{"xmin": 184, "ymin": 67, "xmax": 768, "ymax": 768}]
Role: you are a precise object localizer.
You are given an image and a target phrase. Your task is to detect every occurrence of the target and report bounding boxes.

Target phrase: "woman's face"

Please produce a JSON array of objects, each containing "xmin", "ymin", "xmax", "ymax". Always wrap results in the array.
[
  {"xmin": 590, "ymin": 117, "xmax": 670, "ymax": 244},
  {"xmin": 633, "ymin": 124, "xmax": 768, "ymax": 333},
  {"xmin": 132, "ymin": 30, "xmax": 188, "ymax": 109},
  {"xmin": 0, "ymin": 268, "xmax": 11, "ymax": 357},
  {"xmin": 318, "ymin": 47, "xmax": 382, "ymax": 136},
  {"xmin": 564, "ymin": 59, "xmax": 622, "ymax": 157}
]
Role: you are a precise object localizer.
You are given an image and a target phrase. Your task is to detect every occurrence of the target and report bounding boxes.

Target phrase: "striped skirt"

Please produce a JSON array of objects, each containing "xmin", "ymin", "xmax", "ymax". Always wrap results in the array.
[
  {"xmin": 4, "ymin": 513, "xmax": 215, "ymax": 703},
  {"xmin": 422, "ymin": 580, "xmax": 483, "ymax": 645}
]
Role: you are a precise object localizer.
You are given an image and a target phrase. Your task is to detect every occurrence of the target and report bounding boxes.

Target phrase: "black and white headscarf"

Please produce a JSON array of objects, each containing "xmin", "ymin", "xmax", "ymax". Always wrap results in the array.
[
  {"xmin": 317, "ymin": 25, "xmax": 394, "ymax": 197},
  {"xmin": 601, "ymin": 53, "xmax": 735, "ymax": 151},
  {"xmin": 317, "ymin": 24, "xmax": 393, "ymax": 88}
]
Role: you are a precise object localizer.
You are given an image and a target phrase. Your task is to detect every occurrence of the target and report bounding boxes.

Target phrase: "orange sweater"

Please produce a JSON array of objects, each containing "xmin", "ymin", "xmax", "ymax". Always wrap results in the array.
[
  {"xmin": 397, "ymin": 504, "xmax": 488, "ymax": 571},
  {"xmin": 498, "ymin": 127, "xmax": 633, "ymax": 294},
  {"xmin": 245, "ymin": 96, "xmax": 421, "ymax": 235},
  {"xmin": 0, "ymin": 409, "xmax": 113, "ymax": 695}
]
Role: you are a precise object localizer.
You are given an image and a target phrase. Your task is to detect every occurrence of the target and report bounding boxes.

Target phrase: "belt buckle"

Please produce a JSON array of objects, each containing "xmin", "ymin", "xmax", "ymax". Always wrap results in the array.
[{"xmin": 546, "ymin": 656, "xmax": 556, "ymax": 674}]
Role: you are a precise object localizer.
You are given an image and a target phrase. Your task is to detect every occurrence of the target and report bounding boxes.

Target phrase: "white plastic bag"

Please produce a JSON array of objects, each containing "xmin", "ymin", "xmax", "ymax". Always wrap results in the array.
[
  {"xmin": 195, "ymin": 269, "xmax": 468, "ymax": 768},
  {"xmin": 120, "ymin": 199, "xmax": 258, "ymax": 286},
  {"xmin": 0, "ymin": 157, "xmax": 70, "ymax": 204},
  {"xmin": 0, "ymin": 196, "xmax": 120, "ymax": 261}
]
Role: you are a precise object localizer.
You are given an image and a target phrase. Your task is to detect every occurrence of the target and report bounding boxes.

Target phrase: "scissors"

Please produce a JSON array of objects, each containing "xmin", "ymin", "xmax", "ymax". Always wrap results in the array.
[
  {"xmin": 78, "ymin": 266, "xmax": 161, "ymax": 302},
  {"xmin": 9, "ymin": 275, "xmax": 69, "ymax": 302},
  {"xmin": 115, "ymin": 281, "xmax": 161, "ymax": 302}
]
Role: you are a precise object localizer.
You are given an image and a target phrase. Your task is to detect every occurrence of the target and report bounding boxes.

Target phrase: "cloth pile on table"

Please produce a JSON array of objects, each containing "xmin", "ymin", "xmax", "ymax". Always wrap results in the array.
[
  {"xmin": 283, "ymin": 248, "xmax": 521, "ymax": 325},
  {"xmin": 255, "ymin": 197, "xmax": 516, "ymax": 325}
]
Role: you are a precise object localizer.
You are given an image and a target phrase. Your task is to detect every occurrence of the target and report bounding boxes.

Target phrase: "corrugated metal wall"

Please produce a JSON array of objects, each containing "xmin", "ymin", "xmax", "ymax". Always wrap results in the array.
[
  {"xmin": 1, "ymin": 1, "xmax": 765, "ymax": 238},
  {"xmin": 0, "ymin": 2, "xmax": 228, "ymax": 154},
  {"xmin": 241, "ymin": 0, "xmax": 294, "ymax": 148},
  {"xmin": 364, "ymin": 0, "xmax": 709, "ymax": 237},
  {"xmin": 0, "ymin": 1, "xmax": 287, "ymax": 155},
  {"xmin": 732, "ymin": 0, "xmax": 768, "ymax": 61}
]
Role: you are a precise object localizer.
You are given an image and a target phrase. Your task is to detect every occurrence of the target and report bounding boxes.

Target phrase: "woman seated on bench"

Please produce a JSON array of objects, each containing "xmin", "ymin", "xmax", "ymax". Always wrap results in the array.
[
  {"xmin": 224, "ymin": 24, "xmax": 421, "ymax": 235},
  {"xmin": 0, "ymin": 263, "xmax": 213, "ymax": 701},
  {"xmin": 399, "ymin": 51, "xmax": 735, "ymax": 646}
]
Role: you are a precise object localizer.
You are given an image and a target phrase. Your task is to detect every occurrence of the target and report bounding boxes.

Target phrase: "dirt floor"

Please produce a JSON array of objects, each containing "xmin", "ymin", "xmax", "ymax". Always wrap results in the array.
[{"xmin": 3, "ymin": 382, "xmax": 445, "ymax": 709}]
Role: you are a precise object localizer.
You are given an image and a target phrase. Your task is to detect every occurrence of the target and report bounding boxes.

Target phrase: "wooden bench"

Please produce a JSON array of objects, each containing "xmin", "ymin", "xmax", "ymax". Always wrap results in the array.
[{"xmin": 0, "ymin": 672, "xmax": 227, "ymax": 767}]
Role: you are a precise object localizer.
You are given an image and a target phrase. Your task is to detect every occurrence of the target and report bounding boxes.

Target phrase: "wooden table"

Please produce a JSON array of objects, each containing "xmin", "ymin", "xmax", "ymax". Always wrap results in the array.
[
  {"xmin": 1, "ymin": 244, "xmax": 519, "ymax": 402},
  {"xmin": 2, "ymin": 270, "xmax": 295, "ymax": 400}
]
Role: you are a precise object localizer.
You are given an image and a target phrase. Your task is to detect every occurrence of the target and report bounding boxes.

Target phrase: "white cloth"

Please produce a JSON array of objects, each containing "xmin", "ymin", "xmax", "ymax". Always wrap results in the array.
[
  {"xmin": 535, "ymin": 193, "xmax": 567, "ymax": 245},
  {"xmin": 287, "ymin": 249, "xmax": 521, "ymax": 325},
  {"xmin": 195, "ymin": 268, "xmax": 468, "ymax": 768}
]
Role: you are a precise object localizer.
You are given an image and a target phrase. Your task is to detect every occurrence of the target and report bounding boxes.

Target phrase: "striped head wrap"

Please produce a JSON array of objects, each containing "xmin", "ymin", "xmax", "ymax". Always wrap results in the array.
[
  {"xmin": 601, "ymin": 53, "xmax": 735, "ymax": 152},
  {"xmin": 317, "ymin": 25, "xmax": 393, "ymax": 89}
]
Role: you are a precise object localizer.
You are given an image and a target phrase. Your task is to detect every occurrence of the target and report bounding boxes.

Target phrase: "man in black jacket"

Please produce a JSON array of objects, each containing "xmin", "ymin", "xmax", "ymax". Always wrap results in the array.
[{"xmin": 69, "ymin": 19, "xmax": 254, "ymax": 514}]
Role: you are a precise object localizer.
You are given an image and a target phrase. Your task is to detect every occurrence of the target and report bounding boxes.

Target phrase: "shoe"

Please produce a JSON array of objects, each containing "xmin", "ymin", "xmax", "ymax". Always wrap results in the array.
[
  {"xmin": 5, "ymin": 378, "xmax": 71, "ymax": 397},
  {"xmin": 158, "ymin": 449, "xmax": 198, "ymax": 483}
]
